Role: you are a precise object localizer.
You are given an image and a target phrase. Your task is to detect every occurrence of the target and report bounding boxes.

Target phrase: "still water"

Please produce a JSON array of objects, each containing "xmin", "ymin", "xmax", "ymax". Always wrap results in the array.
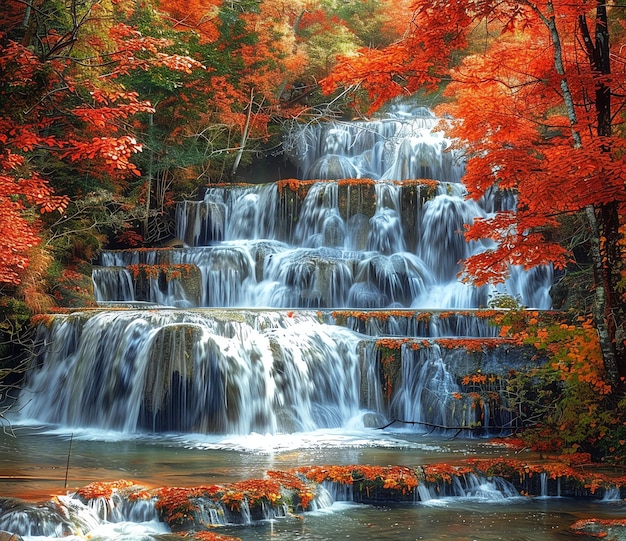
[{"xmin": 1, "ymin": 425, "xmax": 624, "ymax": 540}]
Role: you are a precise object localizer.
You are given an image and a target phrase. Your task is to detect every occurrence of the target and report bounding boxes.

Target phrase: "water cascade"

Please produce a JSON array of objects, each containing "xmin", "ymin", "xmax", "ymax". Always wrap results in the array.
[
  {"xmin": 6, "ymin": 106, "xmax": 572, "ymax": 539},
  {"xmin": 19, "ymin": 106, "xmax": 553, "ymax": 436}
]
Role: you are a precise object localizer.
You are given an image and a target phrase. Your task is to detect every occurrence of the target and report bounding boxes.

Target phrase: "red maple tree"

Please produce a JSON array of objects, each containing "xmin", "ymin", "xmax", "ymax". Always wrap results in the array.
[
  {"xmin": 0, "ymin": 0, "xmax": 203, "ymax": 288},
  {"xmin": 322, "ymin": 0, "xmax": 626, "ymax": 385}
]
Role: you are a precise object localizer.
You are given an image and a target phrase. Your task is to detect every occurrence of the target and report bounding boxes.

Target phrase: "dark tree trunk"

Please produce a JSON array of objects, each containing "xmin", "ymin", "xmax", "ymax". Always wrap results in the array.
[{"xmin": 579, "ymin": 4, "xmax": 626, "ymax": 388}]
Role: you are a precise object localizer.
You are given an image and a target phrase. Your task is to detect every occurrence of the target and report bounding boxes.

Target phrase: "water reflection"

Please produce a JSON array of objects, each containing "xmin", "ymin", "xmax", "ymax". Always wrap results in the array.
[
  {"xmin": 1, "ymin": 425, "xmax": 522, "ymax": 499},
  {"xmin": 219, "ymin": 500, "xmax": 624, "ymax": 541}
]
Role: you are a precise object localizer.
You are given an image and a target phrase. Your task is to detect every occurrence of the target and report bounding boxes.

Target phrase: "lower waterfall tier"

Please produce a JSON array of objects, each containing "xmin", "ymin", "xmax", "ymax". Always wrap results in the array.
[{"xmin": 19, "ymin": 309, "xmax": 547, "ymax": 435}]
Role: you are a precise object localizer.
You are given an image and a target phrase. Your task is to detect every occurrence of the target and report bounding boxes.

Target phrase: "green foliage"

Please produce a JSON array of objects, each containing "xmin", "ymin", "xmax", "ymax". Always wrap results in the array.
[
  {"xmin": 296, "ymin": 10, "xmax": 359, "ymax": 81},
  {"xmin": 500, "ymin": 313, "xmax": 620, "ymax": 457},
  {"xmin": 0, "ymin": 297, "xmax": 32, "ymax": 370},
  {"xmin": 487, "ymin": 292, "xmax": 523, "ymax": 310},
  {"xmin": 50, "ymin": 267, "xmax": 95, "ymax": 308},
  {"xmin": 330, "ymin": 0, "xmax": 398, "ymax": 48},
  {"xmin": 43, "ymin": 190, "xmax": 144, "ymax": 263}
]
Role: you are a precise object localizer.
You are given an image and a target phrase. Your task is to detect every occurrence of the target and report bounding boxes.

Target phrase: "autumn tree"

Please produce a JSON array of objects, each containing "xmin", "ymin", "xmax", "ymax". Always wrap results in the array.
[
  {"xmin": 0, "ymin": 0, "xmax": 203, "ymax": 293},
  {"xmin": 322, "ymin": 1, "xmax": 626, "ymax": 389},
  {"xmin": 150, "ymin": 0, "xmax": 308, "ymax": 171}
]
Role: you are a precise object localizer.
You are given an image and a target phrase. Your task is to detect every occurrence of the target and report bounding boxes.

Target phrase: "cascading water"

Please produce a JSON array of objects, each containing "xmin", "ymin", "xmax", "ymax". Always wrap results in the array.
[
  {"xmin": 18, "ymin": 105, "xmax": 553, "ymax": 437},
  {"xmin": 10, "ymin": 104, "xmax": 618, "ymax": 541}
]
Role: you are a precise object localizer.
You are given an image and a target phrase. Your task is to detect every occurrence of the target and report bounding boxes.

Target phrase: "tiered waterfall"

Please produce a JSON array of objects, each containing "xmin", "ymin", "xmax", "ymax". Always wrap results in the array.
[{"xmin": 17, "ymin": 106, "xmax": 553, "ymax": 436}]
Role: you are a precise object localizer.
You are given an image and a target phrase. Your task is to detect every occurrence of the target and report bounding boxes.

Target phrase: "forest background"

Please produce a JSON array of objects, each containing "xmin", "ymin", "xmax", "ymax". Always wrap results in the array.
[{"xmin": 1, "ymin": 0, "xmax": 626, "ymax": 461}]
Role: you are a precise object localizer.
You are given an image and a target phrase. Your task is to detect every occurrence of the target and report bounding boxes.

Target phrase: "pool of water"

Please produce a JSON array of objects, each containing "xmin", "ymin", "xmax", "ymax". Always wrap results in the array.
[
  {"xmin": 0, "ymin": 425, "xmax": 623, "ymax": 540},
  {"xmin": 0, "ymin": 424, "xmax": 514, "ymax": 499},
  {"xmin": 219, "ymin": 499, "xmax": 626, "ymax": 541}
]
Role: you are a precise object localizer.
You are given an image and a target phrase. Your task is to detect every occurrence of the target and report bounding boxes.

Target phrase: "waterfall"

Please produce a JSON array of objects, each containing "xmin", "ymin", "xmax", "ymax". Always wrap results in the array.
[
  {"xmin": 18, "ymin": 311, "xmax": 367, "ymax": 434},
  {"xmin": 18, "ymin": 105, "xmax": 554, "ymax": 436}
]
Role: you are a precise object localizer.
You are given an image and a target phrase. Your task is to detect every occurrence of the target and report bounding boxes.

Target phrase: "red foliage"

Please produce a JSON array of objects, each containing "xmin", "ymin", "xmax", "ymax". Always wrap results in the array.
[
  {"xmin": 193, "ymin": 532, "xmax": 242, "ymax": 541},
  {"xmin": 157, "ymin": 0, "xmax": 222, "ymax": 43},
  {"xmin": 323, "ymin": 0, "xmax": 626, "ymax": 286},
  {"xmin": 76, "ymin": 479, "xmax": 136, "ymax": 500},
  {"xmin": 296, "ymin": 464, "xmax": 419, "ymax": 495},
  {"xmin": 0, "ymin": 1, "xmax": 204, "ymax": 285}
]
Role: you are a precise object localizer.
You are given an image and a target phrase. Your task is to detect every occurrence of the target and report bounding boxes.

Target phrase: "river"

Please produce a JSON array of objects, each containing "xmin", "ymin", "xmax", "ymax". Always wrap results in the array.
[{"xmin": 1, "ymin": 424, "xmax": 623, "ymax": 540}]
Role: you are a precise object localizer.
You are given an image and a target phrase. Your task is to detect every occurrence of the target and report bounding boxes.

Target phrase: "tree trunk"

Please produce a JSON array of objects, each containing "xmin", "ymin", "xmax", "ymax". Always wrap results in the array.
[
  {"xmin": 145, "ymin": 112, "xmax": 154, "ymax": 239},
  {"xmin": 231, "ymin": 88, "xmax": 254, "ymax": 178},
  {"xmin": 579, "ymin": 4, "xmax": 626, "ymax": 387},
  {"xmin": 539, "ymin": 1, "xmax": 624, "ymax": 388}
]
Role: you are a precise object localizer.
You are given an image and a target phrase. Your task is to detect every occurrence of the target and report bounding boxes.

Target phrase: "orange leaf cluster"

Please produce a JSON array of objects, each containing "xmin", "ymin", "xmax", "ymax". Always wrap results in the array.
[
  {"xmin": 276, "ymin": 179, "xmax": 317, "ymax": 194},
  {"xmin": 126, "ymin": 263, "xmax": 197, "ymax": 281},
  {"xmin": 436, "ymin": 338, "xmax": 508, "ymax": 352},
  {"xmin": 296, "ymin": 465, "xmax": 419, "ymax": 495},
  {"xmin": 376, "ymin": 338, "xmax": 410, "ymax": 350},
  {"xmin": 194, "ymin": 532, "xmax": 242, "ymax": 541},
  {"xmin": 508, "ymin": 316, "xmax": 610, "ymax": 396},
  {"xmin": 155, "ymin": 485, "xmax": 220, "ymax": 526},
  {"xmin": 422, "ymin": 463, "xmax": 473, "ymax": 484},
  {"xmin": 220, "ymin": 478, "xmax": 287, "ymax": 511},
  {"xmin": 337, "ymin": 178, "xmax": 376, "ymax": 187},
  {"xmin": 76, "ymin": 479, "xmax": 136, "ymax": 500},
  {"xmin": 267, "ymin": 470, "xmax": 315, "ymax": 510},
  {"xmin": 570, "ymin": 518, "xmax": 626, "ymax": 538}
]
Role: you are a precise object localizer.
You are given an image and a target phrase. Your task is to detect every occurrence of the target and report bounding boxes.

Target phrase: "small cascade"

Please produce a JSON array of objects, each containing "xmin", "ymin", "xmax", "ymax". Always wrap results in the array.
[
  {"xmin": 601, "ymin": 487, "xmax": 622, "ymax": 502},
  {"xmin": 315, "ymin": 470, "xmax": 520, "ymax": 505},
  {"xmin": 416, "ymin": 473, "xmax": 520, "ymax": 503},
  {"xmin": 284, "ymin": 106, "xmax": 465, "ymax": 182},
  {"xmin": 0, "ymin": 496, "xmax": 104, "ymax": 538},
  {"xmin": 391, "ymin": 345, "xmax": 471, "ymax": 431},
  {"xmin": 19, "ymin": 104, "xmax": 554, "ymax": 438}
]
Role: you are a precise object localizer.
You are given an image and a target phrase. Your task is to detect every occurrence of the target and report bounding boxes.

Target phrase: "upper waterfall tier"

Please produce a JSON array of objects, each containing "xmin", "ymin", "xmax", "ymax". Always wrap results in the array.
[
  {"xmin": 283, "ymin": 106, "xmax": 465, "ymax": 182},
  {"xmin": 93, "ymin": 109, "xmax": 553, "ymax": 310}
]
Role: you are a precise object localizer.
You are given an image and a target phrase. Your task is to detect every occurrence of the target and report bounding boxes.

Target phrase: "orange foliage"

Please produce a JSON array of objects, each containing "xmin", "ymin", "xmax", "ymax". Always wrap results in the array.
[
  {"xmin": 570, "ymin": 518, "xmax": 626, "ymax": 538},
  {"xmin": 220, "ymin": 479, "xmax": 281, "ymax": 511},
  {"xmin": 0, "ymin": 0, "xmax": 204, "ymax": 285},
  {"xmin": 193, "ymin": 532, "xmax": 242, "ymax": 541},
  {"xmin": 506, "ymin": 314, "xmax": 610, "ymax": 396},
  {"xmin": 71, "ymin": 458, "xmax": 626, "ymax": 539},
  {"xmin": 76, "ymin": 479, "xmax": 136, "ymax": 500},
  {"xmin": 276, "ymin": 179, "xmax": 316, "ymax": 194},
  {"xmin": 422, "ymin": 463, "xmax": 473, "ymax": 484},
  {"xmin": 337, "ymin": 178, "xmax": 376, "ymax": 187},
  {"xmin": 437, "ymin": 338, "xmax": 510, "ymax": 352},
  {"xmin": 127, "ymin": 263, "xmax": 197, "ymax": 281},
  {"xmin": 296, "ymin": 465, "xmax": 419, "ymax": 495},
  {"xmin": 157, "ymin": 0, "xmax": 222, "ymax": 43},
  {"xmin": 153, "ymin": 473, "xmax": 316, "ymax": 527},
  {"xmin": 323, "ymin": 0, "xmax": 626, "ymax": 295},
  {"xmin": 267, "ymin": 470, "xmax": 315, "ymax": 510},
  {"xmin": 155, "ymin": 485, "xmax": 220, "ymax": 527},
  {"xmin": 376, "ymin": 338, "xmax": 410, "ymax": 350}
]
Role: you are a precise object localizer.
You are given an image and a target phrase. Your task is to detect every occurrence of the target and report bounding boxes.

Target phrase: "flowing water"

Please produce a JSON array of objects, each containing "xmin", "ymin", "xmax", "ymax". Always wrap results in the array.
[
  {"xmin": 1, "ymin": 427, "xmax": 625, "ymax": 540},
  {"xmin": 4, "ymin": 105, "xmax": 615, "ymax": 540}
]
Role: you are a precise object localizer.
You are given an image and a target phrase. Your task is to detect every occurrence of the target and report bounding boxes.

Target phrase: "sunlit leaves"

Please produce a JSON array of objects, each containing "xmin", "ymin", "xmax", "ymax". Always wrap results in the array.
[
  {"xmin": 73, "ymin": 89, "xmax": 154, "ymax": 128},
  {"xmin": 0, "ymin": 0, "xmax": 208, "ymax": 285},
  {"xmin": 437, "ymin": 19, "xmax": 626, "ymax": 284},
  {"xmin": 323, "ymin": 1, "xmax": 626, "ymax": 287},
  {"xmin": 0, "ymin": 165, "xmax": 69, "ymax": 285}
]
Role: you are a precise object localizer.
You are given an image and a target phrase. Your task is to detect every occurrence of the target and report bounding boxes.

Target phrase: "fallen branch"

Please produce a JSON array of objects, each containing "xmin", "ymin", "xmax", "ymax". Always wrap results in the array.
[{"xmin": 377, "ymin": 418, "xmax": 519, "ymax": 433}]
